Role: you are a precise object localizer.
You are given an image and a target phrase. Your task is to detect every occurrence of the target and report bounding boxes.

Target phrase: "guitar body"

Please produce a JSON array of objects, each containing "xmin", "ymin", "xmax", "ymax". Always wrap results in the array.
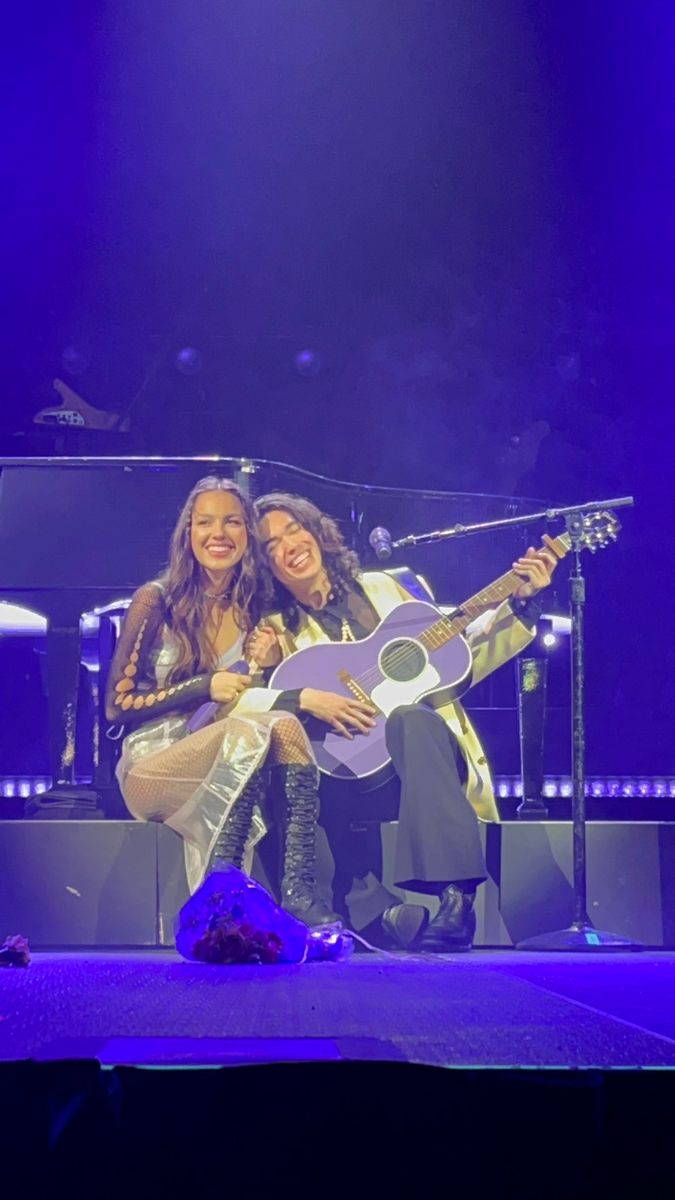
[{"xmin": 270, "ymin": 600, "xmax": 472, "ymax": 780}]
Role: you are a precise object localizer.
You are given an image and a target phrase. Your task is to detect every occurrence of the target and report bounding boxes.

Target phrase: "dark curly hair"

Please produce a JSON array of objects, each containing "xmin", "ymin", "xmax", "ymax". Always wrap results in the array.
[{"xmin": 254, "ymin": 492, "xmax": 361, "ymax": 626}]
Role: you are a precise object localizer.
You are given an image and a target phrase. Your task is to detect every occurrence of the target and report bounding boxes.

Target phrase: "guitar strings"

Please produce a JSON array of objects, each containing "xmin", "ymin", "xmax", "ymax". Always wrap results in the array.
[
  {"xmin": 352, "ymin": 600, "xmax": 493, "ymax": 691},
  {"xmin": 348, "ymin": 533, "xmax": 574, "ymax": 693},
  {"xmin": 350, "ymin": 527, "xmax": 582, "ymax": 693},
  {"xmin": 341, "ymin": 528, "xmax": 594, "ymax": 697},
  {"xmin": 350, "ymin": 569, "xmax": 520, "ymax": 693}
]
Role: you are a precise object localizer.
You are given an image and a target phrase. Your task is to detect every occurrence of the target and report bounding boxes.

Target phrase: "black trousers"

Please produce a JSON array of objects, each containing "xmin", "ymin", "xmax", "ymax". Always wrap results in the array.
[{"xmin": 318, "ymin": 704, "xmax": 488, "ymax": 930}]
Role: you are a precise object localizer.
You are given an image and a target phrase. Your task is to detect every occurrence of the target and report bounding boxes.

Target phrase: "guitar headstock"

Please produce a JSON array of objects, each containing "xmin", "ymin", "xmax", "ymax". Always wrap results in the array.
[
  {"xmin": 545, "ymin": 510, "xmax": 621, "ymax": 559},
  {"xmin": 576, "ymin": 509, "xmax": 621, "ymax": 552}
]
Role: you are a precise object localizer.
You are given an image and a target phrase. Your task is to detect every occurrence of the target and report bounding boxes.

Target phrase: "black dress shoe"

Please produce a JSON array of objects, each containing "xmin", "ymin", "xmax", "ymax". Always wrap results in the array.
[
  {"xmin": 418, "ymin": 886, "xmax": 476, "ymax": 952},
  {"xmin": 380, "ymin": 902, "xmax": 430, "ymax": 949}
]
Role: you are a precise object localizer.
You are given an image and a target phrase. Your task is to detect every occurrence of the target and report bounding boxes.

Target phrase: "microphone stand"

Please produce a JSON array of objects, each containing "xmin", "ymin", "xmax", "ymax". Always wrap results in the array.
[
  {"xmin": 515, "ymin": 511, "xmax": 640, "ymax": 951},
  {"xmin": 376, "ymin": 495, "xmax": 641, "ymax": 953},
  {"xmin": 386, "ymin": 496, "xmax": 635, "ymax": 552}
]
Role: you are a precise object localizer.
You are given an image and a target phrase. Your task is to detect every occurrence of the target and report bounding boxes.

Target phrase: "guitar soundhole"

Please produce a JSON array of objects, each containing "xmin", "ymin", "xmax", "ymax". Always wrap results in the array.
[{"xmin": 379, "ymin": 639, "xmax": 426, "ymax": 682}]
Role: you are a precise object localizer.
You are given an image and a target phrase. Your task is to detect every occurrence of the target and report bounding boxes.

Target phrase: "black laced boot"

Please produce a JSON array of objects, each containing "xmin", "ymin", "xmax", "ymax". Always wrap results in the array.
[
  {"xmin": 208, "ymin": 770, "xmax": 266, "ymax": 872},
  {"xmin": 272, "ymin": 764, "xmax": 342, "ymax": 928}
]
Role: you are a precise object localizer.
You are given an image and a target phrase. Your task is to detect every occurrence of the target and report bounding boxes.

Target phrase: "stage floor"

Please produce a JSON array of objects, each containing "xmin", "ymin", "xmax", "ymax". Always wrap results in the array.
[{"xmin": 2, "ymin": 948, "xmax": 675, "ymax": 1068}]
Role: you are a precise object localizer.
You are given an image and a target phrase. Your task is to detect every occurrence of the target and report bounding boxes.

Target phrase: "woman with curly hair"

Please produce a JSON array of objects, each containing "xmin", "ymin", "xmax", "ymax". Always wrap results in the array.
[
  {"xmin": 105, "ymin": 476, "xmax": 339, "ymax": 927},
  {"xmin": 252, "ymin": 491, "xmax": 556, "ymax": 951}
]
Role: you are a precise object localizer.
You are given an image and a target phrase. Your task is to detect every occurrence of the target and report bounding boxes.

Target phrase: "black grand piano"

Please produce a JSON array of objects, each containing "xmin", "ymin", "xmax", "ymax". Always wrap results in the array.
[{"xmin": 0, "ymin": 456, "xmax": 558, "ymax": 809}]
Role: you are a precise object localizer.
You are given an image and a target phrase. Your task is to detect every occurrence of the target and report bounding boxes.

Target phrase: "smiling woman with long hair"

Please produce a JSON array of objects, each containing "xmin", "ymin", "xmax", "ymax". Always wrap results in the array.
[{"xmin": 105, "ymin": 475, "xmax": 339, "ymax": 927}]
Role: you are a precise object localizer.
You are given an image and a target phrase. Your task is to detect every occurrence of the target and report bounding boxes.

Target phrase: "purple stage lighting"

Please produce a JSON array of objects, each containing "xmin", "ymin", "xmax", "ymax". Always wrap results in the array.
[
  {"xmin": 175, "ymin": 347, "xmax": 203, "ymax": 375},
  {"xmin": 3, "ymin": 776, "xmax": 674, "ymax": 804},
  {"xmin": 293, "ymin": 348, "xmax": 323, "ymax": 377},
  {"xmin": 60, "ymin": 345, "xmax": 91, "ymax": 376},
  {"xmin": 554, "ymin": 351, "xmax": 581, "ymax": 382}
]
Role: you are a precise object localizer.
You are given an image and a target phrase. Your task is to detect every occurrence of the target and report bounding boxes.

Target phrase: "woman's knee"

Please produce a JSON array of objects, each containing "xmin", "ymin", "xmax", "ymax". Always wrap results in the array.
[
  {"xmin": 271, "ymin": 714, "xmax": 303, "ymax": 736},
  {"xmin": 270, "ymin": 715, "xmax": 305, "ymax": 746},
  {"xmin": 269, "ymin": 715, "xmax": 311, "ymax": 763},
  {"xmin": 123, "ymin": 768, "xmax": 168, "ymax": 822}
]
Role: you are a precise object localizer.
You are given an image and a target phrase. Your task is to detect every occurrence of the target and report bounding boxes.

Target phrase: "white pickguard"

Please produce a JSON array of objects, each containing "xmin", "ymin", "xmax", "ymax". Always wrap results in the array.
[{"xmin": 370, "ymin": 662, "xmax": 441, "ymax": 715}]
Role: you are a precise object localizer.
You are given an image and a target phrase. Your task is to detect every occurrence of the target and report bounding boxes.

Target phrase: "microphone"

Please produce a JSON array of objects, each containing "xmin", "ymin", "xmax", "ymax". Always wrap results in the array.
[
  {"xmin": 185, "ymin": 658, "xmax": 258, "ymax": 733},
  {"xmin": 368, "ymin": 526, "xmax": 393, "ymax": 561}
]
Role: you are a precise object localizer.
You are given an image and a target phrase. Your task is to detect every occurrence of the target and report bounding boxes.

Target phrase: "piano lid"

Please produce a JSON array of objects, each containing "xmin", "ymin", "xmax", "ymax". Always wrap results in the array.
[{"xmin": 0, "ymin": 456, "xmax": 546, "ymax": 596}]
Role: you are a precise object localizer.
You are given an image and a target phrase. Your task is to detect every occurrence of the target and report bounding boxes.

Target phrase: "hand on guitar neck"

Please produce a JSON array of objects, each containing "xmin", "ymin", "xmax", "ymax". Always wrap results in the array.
[{"xmin": 511, "ymin": 544, "xmax": 558, "ymax": 599}]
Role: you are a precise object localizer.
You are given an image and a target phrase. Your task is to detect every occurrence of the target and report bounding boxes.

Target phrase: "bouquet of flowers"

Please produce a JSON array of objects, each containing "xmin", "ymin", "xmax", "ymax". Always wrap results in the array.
[
  {"xmin": 0, "ymin": 935, "xmax": 30, "ymax": 967},
  {"xmin": 175, "ymin": 867, "xmax": 352, "ymax": 965}
]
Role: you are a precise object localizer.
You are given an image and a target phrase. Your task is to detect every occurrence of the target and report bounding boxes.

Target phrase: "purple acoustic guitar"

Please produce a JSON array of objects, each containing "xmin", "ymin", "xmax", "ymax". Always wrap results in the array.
[{"xmin": 270, "ymin": 513, "xmax": 619, "ymax": 780}]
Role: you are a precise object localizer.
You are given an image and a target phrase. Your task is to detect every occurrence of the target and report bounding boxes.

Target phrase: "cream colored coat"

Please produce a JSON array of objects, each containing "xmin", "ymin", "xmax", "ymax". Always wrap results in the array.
[{"xmin": 234, "ymin": 571, "xmax": 535, "ymax": 822}]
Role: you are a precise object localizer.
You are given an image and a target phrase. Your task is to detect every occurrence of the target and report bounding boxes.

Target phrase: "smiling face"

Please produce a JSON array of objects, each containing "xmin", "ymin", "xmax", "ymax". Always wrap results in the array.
[
  {"xmin": 189, "ymin": 489, "xmax": 248, "ymax": 583},
  {"xmin": 258, "ymin": 508, "xmax": 324, "ymax": 595}
]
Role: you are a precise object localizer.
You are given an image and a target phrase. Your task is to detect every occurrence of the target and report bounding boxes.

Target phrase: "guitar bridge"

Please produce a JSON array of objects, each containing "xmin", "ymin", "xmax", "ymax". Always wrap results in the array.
[{"xmin": 338, "ymin": 669, "xmax": 380, "ymax": 713}]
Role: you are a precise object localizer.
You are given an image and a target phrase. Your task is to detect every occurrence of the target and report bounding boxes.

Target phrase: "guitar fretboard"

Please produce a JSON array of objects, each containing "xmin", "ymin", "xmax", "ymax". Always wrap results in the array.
[{"xmin": 419, "ymin": 531, "xmax": 571, "ymax": 651}]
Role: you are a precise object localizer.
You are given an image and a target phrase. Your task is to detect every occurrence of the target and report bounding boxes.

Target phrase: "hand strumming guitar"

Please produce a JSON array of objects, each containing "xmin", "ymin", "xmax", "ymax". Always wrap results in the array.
[{"xmin": 299, "ymin": 689, "xmax": 377, "ymax": 739}]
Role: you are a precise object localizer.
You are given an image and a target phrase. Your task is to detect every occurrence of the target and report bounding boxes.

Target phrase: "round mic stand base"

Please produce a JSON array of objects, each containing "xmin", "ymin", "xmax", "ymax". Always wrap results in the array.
[{"xmin": 516, "ymin": 924, "xmax": 642, "ymax": 952}]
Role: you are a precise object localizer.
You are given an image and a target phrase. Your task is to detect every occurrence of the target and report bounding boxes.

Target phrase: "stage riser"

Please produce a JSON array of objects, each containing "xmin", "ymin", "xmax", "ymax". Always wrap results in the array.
[
  {"xmin": 388, "ymin": 822, "xmax": 675, "ymax": 947},
  {"xmin": 0, "ymin": 822, "xmax": 160, "ymax": 946},
  {"xmin": 1, "ymin": 820, "xmax": 673, "ymax": 948}
]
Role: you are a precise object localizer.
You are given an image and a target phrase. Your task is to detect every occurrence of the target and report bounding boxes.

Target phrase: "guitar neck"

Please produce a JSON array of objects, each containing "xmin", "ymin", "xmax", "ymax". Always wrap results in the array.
[{"xmin": 420, "ymin": 530, "xmax": 571, "ymax": 650}]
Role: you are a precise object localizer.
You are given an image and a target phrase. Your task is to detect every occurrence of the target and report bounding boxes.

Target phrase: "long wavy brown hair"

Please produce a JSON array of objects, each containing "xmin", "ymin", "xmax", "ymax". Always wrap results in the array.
[
  {"xmin": 158, "ymin": 476, "xmax": 268, "ymax": 683},
  {"xmin": 254, "ymin": 492, "xmax": 360, "ymax": 628}
]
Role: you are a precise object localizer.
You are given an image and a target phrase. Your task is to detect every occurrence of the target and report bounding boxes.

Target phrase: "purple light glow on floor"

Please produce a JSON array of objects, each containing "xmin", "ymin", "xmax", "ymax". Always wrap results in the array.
[{"xmin": 2, "ymin": 950, "xmax": 675, "ymax": 1069}]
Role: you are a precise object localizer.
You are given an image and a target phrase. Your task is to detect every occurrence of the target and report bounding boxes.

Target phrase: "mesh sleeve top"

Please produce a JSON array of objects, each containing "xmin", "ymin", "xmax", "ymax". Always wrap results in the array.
[{"xmin": 105, "ymin": 583, "xmax": 213, "ymax": 728}]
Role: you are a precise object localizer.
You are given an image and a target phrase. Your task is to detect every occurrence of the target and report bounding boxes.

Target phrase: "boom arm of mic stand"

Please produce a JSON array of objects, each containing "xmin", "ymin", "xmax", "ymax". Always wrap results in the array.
[{"xmin": 391, "ymin": 496, "xmax": 635, "ymax": 550}]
